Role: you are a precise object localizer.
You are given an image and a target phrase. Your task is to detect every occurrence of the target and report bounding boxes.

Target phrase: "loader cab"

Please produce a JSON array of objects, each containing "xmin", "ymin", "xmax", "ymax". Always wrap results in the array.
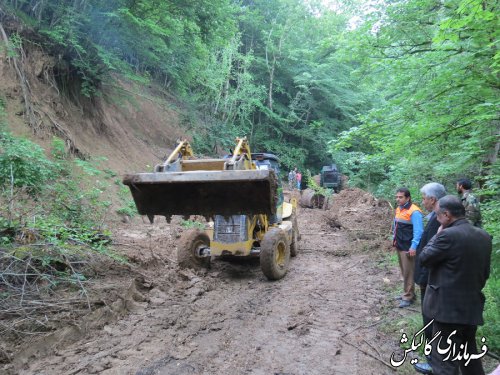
[
  {"xmin": 252, "ymin": 153, "xmax": 283, "ymax": 223},
  {"xmin": 252, "ymin": 153, "xmax": 280, "ymax": 175}
]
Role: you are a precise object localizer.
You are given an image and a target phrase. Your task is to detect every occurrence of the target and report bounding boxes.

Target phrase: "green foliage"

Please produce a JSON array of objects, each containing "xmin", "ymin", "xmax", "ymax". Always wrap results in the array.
[
  {"xmin": 305, "ymin": 170, "xmax": 333, "ymax": 198},
  {"xmin": 481, "ymin": 182, "xmax": 500, "ymax": 353},
  {"xmin": 483, "ymin": 198, "xmax": 500, "ymax": 256},
  {"xmin": 103, "ymin": 169, "xmax": 117, "ymax": 178},
  {"xmin": 0, "ymin": 132, "xmax": 116, "ymax": 256},
  {"xmin": 191, "ymin": 34, "xmax": 266, "ymax": 153},
  {"xmin": 3, "ymin": 32, "xmax": 22, "ymax": 58},
  {"xmin": 480, "ymin": 276, "xmax": 500, "ymax": 353},
  {"xmin": 115, "ymin": 180, "xmax": 138, "ymax": 218},
  {"xmin": 29, "ymin": 216, "xmax": 112, "ymax": 252},
  {"xmin": 50, "ymin": 137, "xmax": 68, "ymax": 160},
  {"xmin": 3, "ymin": 1, "xmax": 237, "ymax": 97},
  {"xmin": 330, "ymin": 151, "xmax": 390, "ymax": 193},
  {"xmin": 38, "ymin": 12, "xmax": 108, "ymax": 97},
  {"xmin": 0, "ymin": 132, "xmax": 56, "ymax": 193},
  {"xmin": 334, "ymin": 0, "xmax": 499, "ymax": 187},
  {"xmin": 233, "ymin": 0, "xmax": 367, "ymax": 170},
  {"xmin": 180, "ymin": 219, "xmax": 205, "ymax": 230},
  {"xmin": 334, "ymin": 0, "xmax": 500, "ymax": 353}
]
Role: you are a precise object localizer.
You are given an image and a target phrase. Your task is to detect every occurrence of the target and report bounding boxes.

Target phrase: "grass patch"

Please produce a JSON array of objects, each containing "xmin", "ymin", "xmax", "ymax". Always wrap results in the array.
[
  {"xmin": 180, "ymin": 219, "xmax": 205, "ymax": 230},
  {"xmin": 375, "ymin": 250, "xmax": 399, "ymax": 270}
]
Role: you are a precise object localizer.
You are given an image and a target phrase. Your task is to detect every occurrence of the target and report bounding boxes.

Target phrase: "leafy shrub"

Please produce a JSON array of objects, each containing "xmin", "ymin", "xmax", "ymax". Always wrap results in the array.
[
  {"xmin": 0, "ymin": 132, "xmax": 56, "ymax": 193},
  {"xmin": 0, "ymin": 133, "xmax": 116, "ymax": 252},
  {"xmin": 305, "ymin": 170, "xmax": 333, "ymax": 197},
  {"xmin": 116, "ymin": 181, "xmax": 138, "ymax": 218},
  {"xmin": 116, "ymin": 205, "xmax": 137, "ymax": 217}
]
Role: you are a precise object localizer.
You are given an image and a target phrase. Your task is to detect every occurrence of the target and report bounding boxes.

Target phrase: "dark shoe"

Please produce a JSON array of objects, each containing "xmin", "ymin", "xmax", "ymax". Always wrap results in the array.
[
  {"xmin": 414, "ymin": 362, "xmax": 433, "ymax": 374},
  {"xmin": 398, "ymin": 300, "xmax": 412, "ymax": 308},
  {"xmin": 393, "ymin": 296, "xmax": 403, "ymax": 300}
]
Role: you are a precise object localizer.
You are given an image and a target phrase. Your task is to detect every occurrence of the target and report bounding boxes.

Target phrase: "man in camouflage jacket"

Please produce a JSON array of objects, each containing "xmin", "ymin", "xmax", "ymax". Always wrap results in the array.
[{"xmin": 456, "ymin": 178, "xmax": 482, "ymax": 227}]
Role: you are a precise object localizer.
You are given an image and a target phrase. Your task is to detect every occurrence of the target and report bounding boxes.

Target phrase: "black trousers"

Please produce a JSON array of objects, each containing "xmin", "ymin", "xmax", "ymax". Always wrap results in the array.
[
  {"xmin": 430, "ymin": 321, "xmax": 485, "ymax": 375},
  {"xmin": 420, "ymin": 285, "xmax": 433, "ymax": 342}
]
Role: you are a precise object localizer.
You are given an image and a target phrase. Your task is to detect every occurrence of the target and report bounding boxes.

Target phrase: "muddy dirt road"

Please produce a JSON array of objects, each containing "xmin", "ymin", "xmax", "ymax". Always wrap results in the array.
[{"xmin": 4, "ymin": 190, "xmax": 413, "ymax": 375}]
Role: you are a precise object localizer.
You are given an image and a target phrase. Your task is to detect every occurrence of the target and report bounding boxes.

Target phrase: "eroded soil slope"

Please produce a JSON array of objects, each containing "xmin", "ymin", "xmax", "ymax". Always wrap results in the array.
[{"xmin": 0, "ymin": 31, "xmax": 185, "ymax": 175}]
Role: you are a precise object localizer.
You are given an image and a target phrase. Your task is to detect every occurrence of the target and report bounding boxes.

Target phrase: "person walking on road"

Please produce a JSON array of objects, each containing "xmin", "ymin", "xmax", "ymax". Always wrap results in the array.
[
  {"xmin": 456, "ymin": 177, "xmax": 482, "ymax": 227},
  {"xmin": 420, "ymin": 195, "xmax": 491, "ymax": 375},
  {"xmin": 392, "ymin": 187, "xmax": 423, "ymax": 308},
  {"xmin": 413, "ymin": 182, "xmax": 446, "ymax": 375}
]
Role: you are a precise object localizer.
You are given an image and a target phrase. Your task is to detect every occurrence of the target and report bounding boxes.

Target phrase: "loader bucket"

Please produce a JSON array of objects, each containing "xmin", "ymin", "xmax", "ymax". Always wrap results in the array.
[{"xmin": 123, "ymin": 169, "xmax": 278, "ymax": 219}]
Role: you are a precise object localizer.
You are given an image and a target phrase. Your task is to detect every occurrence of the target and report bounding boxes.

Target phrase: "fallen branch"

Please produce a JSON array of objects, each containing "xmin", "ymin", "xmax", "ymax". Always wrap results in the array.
[
  {"xmin": 344, "ymin": 261, "xmax": 362, "ymax": 272},
  {"xmin": 63, "ymin": 256, "xmax": 91, "ymax": 310},
  {"xmin": 340, "ymin": 336, "xmax": 396, "ymax": 372},
  {"xmin": 342, "ymin": 320, "xmax": 384, "ymax": 338},
  {"xmin": 363, "ymin": 338, "xmax": 382, "ymax": 358}
]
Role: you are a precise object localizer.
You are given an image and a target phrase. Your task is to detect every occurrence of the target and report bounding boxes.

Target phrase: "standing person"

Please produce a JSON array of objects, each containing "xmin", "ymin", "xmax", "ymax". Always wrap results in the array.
[
  {"xmin": 413, "ymin": 183, "xmax": 446, "ymax": 375},
  {"xmin": 456, "ymin": 177, "xmax": 482, "ymax": 227},
  {"xmin": 296, "ymin": 170, "xmax": 302, "ymax": 190},
  {"xmin": 288, "ymin": 169, "xmax": 296, "ymax": 190},
  {"xmin": 392, "ymin": 187, "xmax": 423, "ymax": 308},
  {"xmin": 420, "ymin": 195, "xmax": 491, "ymax": 375}
]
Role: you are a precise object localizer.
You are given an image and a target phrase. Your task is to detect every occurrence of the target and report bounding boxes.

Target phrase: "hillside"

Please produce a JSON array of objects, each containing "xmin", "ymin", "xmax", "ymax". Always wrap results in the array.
[{"xmin": 1, "ymin": 22, "xmax": 185, "ymax": 175}]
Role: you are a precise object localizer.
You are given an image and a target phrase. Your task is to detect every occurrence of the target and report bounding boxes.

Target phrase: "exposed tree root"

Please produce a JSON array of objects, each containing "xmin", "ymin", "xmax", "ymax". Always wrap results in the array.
[{"xmin": 0, "ymin": 20, "xmax": 85, "ymax": 159}]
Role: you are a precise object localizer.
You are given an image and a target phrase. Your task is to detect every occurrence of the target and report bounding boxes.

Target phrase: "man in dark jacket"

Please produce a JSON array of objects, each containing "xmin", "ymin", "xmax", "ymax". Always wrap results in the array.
[
  {"xmin": 413, "ymin": 183, "xmax": 446, "ymax": 375},
  {"xmin": 420, "ymin": 195, "xmax": 491, "ymax": 375}
]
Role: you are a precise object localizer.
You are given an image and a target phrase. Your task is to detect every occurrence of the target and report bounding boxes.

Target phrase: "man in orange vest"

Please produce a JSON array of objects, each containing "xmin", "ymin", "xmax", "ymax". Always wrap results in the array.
[{"xmin": 392, "ymin": 187, "xmax": 423, "ymax": 308}]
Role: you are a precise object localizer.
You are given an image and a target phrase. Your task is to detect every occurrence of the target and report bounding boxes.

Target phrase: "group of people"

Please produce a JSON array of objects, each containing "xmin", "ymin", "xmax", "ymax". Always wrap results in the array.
[
  {"xmin": 288, "ymin": 168, "xmax": 302, "ymax": 190},
  {"xmin": 391, "ymin": 178, "xmax": 491, "ymax": 375}
]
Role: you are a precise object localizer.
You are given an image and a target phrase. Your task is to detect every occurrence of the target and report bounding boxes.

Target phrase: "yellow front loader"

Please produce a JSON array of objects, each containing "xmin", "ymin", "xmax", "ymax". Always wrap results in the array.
[{"xmin": 123, "ymin": 137, "xmax": 299, "ymax": 280}]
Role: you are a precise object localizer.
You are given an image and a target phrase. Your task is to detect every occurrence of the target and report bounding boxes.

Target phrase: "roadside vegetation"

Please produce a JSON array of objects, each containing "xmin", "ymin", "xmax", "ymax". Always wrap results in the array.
[{"xmin": 0, "ymin": 100, "xmax": 132, "ymax": 335}]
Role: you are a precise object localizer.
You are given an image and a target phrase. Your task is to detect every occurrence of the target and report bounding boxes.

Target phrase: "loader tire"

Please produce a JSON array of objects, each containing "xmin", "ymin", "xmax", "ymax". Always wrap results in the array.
[
  {"xmin": 177, "ymin": 229, "xmax": 210, "ymax": 270},
  {"xmin": 290, "ymin": 213, "xmax": 300, "ymax": 257},
  {"xmin": 260, "ymin": 228, "xmax": 290, "ymax": 280}
]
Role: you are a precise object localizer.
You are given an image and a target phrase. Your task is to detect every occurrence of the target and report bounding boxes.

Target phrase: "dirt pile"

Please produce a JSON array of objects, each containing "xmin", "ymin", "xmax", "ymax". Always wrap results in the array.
[
  {"xmin": 328, "ymin": 188, "xmax": 392, "ymax": 230},
  {"xmin": 324, "ymin": 188, "xmax": 393, "ymax": 248}
]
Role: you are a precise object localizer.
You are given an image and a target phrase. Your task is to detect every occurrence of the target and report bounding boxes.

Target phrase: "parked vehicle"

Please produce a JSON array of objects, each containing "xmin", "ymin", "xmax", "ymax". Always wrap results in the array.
[{"xmin": 320, "ymin": 164, "xmax": 342, "ymax": 192}]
